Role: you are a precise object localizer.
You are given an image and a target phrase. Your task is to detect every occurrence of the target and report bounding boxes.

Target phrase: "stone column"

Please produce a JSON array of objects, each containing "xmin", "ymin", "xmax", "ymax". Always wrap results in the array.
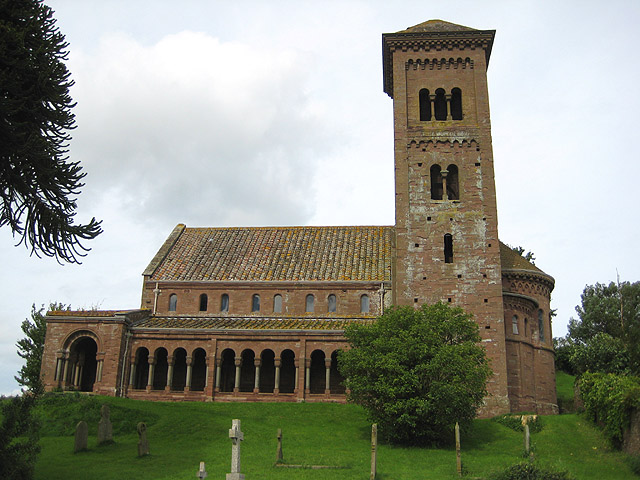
[
  {"xmin": 325, "ymin": 357, "xmax": 331, "ymax": 395},
  {"xmin": 129, "ymin": 359, "xmax": 137, "ymax": 387},
  {"xmin": 166, "ymin": 356, "xmax": 174, "ymax": 392},
  {"xmin": 304, "ymin": 358, "xmax": 310, "ymax": 393},
  {"xmin": 294, "ymin": 359, "xmax": 299, "ymax": 394},
  {"xmin": 185, "ymin": 356, "xmax": 193, "ymax": 392},
  {"xmin": 53, "ymin": 356, "xmax": 61, "ymax": 382},
  {"xmin": 234, "ymin": 357, "xmax": 242, "ymax": 393},
  {"xmin": 446, "ymin": 93, "xmax": 452, "ymax": 120},
  {"xmin": 62, "ymin": 352, "xmax": 72, "ymax": 387},
  {"xmin": 146, "ymin": 356, "xmax": 155, "ymax": 392},
  {"xmin": 215, "ymin": 357, "xmax": 222, "ymax": 392},
  {"xmin": 253, "ymin": 358, "xmax": 261, "ymax": 393},
  {"xmin": 97, "ymin": 359, "xmax": 104, "ymax": 383},
  {"xmin": 274, "ymin": 358, "xmax": 281, "ymax": 394},
  {"xmin": 441, "ymin": 169, "xmax": 449, "ymax": 201},
  {"xmin": 429, "ymin": 94, "xmax": 436, "ymax": 121}
]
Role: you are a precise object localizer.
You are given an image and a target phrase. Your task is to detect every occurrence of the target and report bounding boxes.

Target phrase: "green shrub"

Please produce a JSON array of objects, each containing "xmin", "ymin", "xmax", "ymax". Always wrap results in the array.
[
  {"xmin": 579, "ymin": 372, "xmax": 640, "ymax": 446},
  {"xmin": 491, "ymin": 460, "xmax": 574, "ymax": 480},
  {"xmin": 492, "ymin": 414, "xmax": 544, "ymax": 433}
]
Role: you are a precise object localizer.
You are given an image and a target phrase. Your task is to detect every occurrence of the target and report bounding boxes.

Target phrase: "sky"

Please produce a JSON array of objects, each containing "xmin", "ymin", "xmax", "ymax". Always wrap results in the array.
[{"xmin": 2, "ymin": 0, "xmax": 639, "ymax": 395}]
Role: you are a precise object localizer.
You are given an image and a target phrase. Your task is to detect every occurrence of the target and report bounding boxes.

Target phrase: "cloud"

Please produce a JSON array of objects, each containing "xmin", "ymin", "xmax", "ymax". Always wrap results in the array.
[{"xmin": 68, "ymin": 31, "xmax": 340, "ymax": 228}]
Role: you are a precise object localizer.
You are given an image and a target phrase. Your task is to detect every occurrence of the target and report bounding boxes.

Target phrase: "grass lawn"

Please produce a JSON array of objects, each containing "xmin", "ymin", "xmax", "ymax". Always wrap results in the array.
[
  {"xmin": 556, "ymin": 370, "xmax": 577, "ymax": 413},
  {"xmin": 32, "ymin": 391, "xmax": 635, "ymax": 480}
]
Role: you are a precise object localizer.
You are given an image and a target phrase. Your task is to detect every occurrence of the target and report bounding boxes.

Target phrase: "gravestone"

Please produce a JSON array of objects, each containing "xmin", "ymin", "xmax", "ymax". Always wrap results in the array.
[
  {"xmin": 370, "ymin": 424, "xmax": 377, "ymax": 480},
  {"xmin": 74, "ymin": 421, "xmax": 88, "ymax": 452},
  {"xmin": 197, "ymin": 461, "xmax": 208, "ymax": 479},
  {"xmin": 227, "ymin": 419, "xmax": 245, "ymax": 480},
  {"xmin": 97, "ymin": 404, "xmax": 113, "ymax": 445},
  {"xmin": 524, "ymin": 423, "xmax": 530, "ymax": 456},
  {"xmin": 276, "ymin": 429, "xmax": 283, "ymax": 463},
  {"xmin": 455, "ymin": 422, "xmax": 462, "ymax": 477},
  {"xmin": 137, "ymin": 422, "xmax": 150, "ymax": 456}
]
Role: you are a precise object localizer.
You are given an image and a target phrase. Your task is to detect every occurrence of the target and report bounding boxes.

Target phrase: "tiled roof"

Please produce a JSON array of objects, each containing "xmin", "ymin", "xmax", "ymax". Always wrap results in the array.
[
  {"xmin": 499, "ymin": 242, "xmax": 544, "ymax": 274},
  {"xmin": 146, "ymin": 225, "xmax": 393, "ymax": 282},
  {"xmin": 133, "ymin": 315, "xmax": 375, "ymax": 331},
  {"xmin": 400, "ymin": 20, "xmax": 476, "ymax": 33},
  {"xmin": 47, "ymin": 310, "xmax": 134, "ymax": 317}
]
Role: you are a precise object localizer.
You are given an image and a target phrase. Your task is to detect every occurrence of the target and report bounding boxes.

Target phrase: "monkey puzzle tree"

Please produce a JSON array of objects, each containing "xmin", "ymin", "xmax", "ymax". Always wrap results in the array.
[
  {"xmin": 0, "ymin": 0, "xmax": 101, "ymax": 263},
  {"xmin": 338, "ymin": 303, "xmax": 491, "ymax": 445}
]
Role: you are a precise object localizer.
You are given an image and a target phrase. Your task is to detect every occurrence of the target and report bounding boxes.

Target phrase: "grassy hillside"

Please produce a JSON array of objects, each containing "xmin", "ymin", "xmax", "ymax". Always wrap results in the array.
[{"xmin": 33, "ymin": 391, "xmax": 634, "ymax": 480}]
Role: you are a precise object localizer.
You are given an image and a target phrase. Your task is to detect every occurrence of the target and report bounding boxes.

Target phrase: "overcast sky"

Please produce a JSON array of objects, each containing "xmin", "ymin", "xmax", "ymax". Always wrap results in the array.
[{"xmin": 2, "ymin": 0, "xmax": 639, "ymax": 395}]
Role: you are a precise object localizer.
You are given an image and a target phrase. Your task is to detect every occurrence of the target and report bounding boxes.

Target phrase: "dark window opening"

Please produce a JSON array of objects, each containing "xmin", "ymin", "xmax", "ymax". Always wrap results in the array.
[
  {"xmin": 444, "ymin": 234, "xmax": 453, "ymax": 263},
  {"xmin": 251, "ymin": 294, "xmax": 260, "ymax": 312},
  {"xmin": 451, "ymin": 88, "xmax": 462, "ymax": 120},
  {"xmin": 306, "ymin": 294, "xmax": 315, "ymax": 313},
  {"xmin": 328, "ymin": 294, "xmax": 337, "ymax": 313},
  {"xmin": 199, "ymin": 294, "xmax": 208, "ymax": 312},
  {"xmin": 434, "ymin": 88, "xmax": 447, "ymax": 120},
  {"xmin": 430, "ymin": 164, "xmax": 443, "ymax": 200},
  {"xmin": 419, "ymin": 88, "xmax": 431, "ymax": 121},
  {"xmin": 220, "ymin": 294, "xmax": 229, "ymax": 312},
  {"xmin": 446, "ymin": 164, "xmax": 459, "ymax": 200},
  {"xmin": 168, "ymin": 294, "xmax": 177, "ymax": 312},
  {"xmin": 538, "ymin": 309, "xmax": 545, "ymax": 342}
]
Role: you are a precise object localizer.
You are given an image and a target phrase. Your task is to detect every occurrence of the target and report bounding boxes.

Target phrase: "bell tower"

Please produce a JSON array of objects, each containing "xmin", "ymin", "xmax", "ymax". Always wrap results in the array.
[{"xmin": 383, "ymin": 20, "xmax": 509, "ymax": 415}]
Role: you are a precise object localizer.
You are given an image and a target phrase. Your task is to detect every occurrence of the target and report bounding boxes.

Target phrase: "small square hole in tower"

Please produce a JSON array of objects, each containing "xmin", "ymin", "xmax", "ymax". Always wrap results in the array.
[
  {"xmin": 414, "ymin": 298, "xmax": 419, "ymax": 303},
  {"xmin": 448, "ymin": 298, "xmax": 452, "ymax": 303}
]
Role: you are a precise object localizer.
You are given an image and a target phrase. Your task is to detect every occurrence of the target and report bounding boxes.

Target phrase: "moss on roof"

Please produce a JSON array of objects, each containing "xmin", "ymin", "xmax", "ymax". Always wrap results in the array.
[{"xmin": 134, "ymin": 316, "xmax": 375, "ymax": 331}]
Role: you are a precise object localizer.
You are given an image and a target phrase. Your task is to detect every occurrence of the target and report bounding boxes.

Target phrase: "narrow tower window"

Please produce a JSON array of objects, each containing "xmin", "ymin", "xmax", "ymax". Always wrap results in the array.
[
  {"xmin": 306, "ymin": 294, "xmax": 315, "ymax": 313},
  {"xmin": 434, "ymin": 88, "xmax": 447, "ymax": 120},
  {"xmin": 199, "ymin": 294, "xmax": 208, "ymax": 312},
  {"xmin": 419, "ymin": 88, "xmax": 431, "ymax": 121},
  {"xmin": 273, "ymin": 294, "xmax": 282, "ymax": 313},
  {"xmin": 451, "ymin": 88, "xmax": 462, "ymax": 120},
  {"xmin": 512, "ymin": 315, "xmax": 519, "ymax": 335},
  {"xmin": 538, "ymin": 309, "xmax": 545, "ymax": 341},
  {"xmin": 168, "ymin": 294, "xmax": 177, "ymax": 312},
  {"xmin": 446, "ymin": 164, "xmax": 459, "ymax": 200},
  {"xmin": 252, "ymin": 294, "xmax": 260, "ymax": 312},
  {"xmin": 430, "ymin": 164, "xmax": 443, "ymax": 200},
  {"xmin": 328, "ymin": 294, "xmax": 337, "ymax": 313},
  {"xmin": 444, "ymin": 234, "xmax": 453, "ymax": 263},
  {"xmin": 360, "ymin": 294, "xmax": 370, "ymax": 313},
  {"xmin": 220, "ymin": 293, "xmax": 229, "ymax": 312}
]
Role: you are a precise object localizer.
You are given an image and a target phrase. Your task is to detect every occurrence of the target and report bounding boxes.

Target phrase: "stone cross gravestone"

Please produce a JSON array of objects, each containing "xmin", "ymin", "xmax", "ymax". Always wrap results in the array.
[
  {"xmin": 137, "ymin": 422, "xmax": 150, "ymax": 456},
  {"xmin": 276, "ymin": 428, "xmax": 283, "ymax": 463},
  {"xmin": 197, "ymin": 461, "xmax": 208, "ymax": 479},
  {"xmin": 74, "ymin": 421, "xmax": 88, "ymax": 453},
  {"xmin": 97, "ymin": 404, "xmax": 113, "ymax": 445},
  {"xmin": 227, "ymin": 419, "xmax": 245, "ymax": 480}
]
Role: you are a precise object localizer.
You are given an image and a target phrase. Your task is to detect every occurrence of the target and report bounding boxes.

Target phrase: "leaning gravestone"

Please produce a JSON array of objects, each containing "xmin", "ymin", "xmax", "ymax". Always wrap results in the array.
[
  {"xmin": 74, "ymin": 421, "xmax": 88, "ymax": 452},
  {"xmin": 98, "ymin": 404, "xmax": 113, "ymax": 445},
  {"xmin": 137, "ymin": 422, "xmax": 150, "ymax": 456}
]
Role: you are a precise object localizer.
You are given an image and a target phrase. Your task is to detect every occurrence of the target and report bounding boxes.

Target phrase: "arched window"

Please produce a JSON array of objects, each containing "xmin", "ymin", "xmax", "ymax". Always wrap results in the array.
[
  {"xmin": 168, "ymin": 294, "xmax": 177, "ymax": 312},
  {"xmin": 251, "ymin": 294, "xmax": 260, "ymax": 312},
  {"xmin": 538, "ymin": 309, "xmax": 545, "ymax": 342},
  {"xmin": 327, "ymin": 294, "xmax": 337, "ymax": 313},
  {"xmin": 446, "ymin": 164, "xmax": 459, "ymax": 200},
  {"xmin": 419, "ymin": 88, "xmax": 431, "ymax": 121},
  {"xmin": 273, "ymin": 294, "xmax": 282, "ymax": 313},
  {"xmin": 444, "ymin": 234, "xmax": 453, "ymax": 263},
  {"xmin": 434, "ymin": 88, "xmax": 447, "ymax": 120},
  {"xmin": 306, "ymin": 294, "xmax": 315, "ymax": 313},
  {"xmin": 451, "ymin": 87, "xmax": 462, "ymax": 120},
  {"xmin": 360, "ymin": 294, "xmax": 370, "ymax": 313},
  {"xmin": 430, "ymin": 164, "xmax": 443, "ymax": 200},
  {"xmin": 220, "ymin": 294, "xmax": 229, "ymax": 312},
  {"xmin": 524, "ymin": 318, "xmax": 529, "ymax": 337},
  {"xmin": 199, "ymin": 294, "xmax": 208, "ymax": 312},
  {"xmin": 512, "ymin": 315, "xmax": 519, "ymax": 335}
]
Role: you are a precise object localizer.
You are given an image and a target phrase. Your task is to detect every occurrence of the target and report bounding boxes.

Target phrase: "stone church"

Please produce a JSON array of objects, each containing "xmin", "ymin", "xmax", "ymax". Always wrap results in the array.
[{"xmin": 41, "ymin": 20, "xmax": 558, "ymax": 417}]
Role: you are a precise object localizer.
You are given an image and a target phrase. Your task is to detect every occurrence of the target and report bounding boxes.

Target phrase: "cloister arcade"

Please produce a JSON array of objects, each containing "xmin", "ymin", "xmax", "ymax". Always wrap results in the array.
[{"xmin": 127, "ymin": 344, "xmax": 346, "ymax": 399}]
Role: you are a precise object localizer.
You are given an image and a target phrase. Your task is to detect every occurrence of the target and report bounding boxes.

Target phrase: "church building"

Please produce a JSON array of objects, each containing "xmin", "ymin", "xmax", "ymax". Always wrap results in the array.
[{"xmin": 41, "ymin": 20, "xmax": 558, "ymax": 417}]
